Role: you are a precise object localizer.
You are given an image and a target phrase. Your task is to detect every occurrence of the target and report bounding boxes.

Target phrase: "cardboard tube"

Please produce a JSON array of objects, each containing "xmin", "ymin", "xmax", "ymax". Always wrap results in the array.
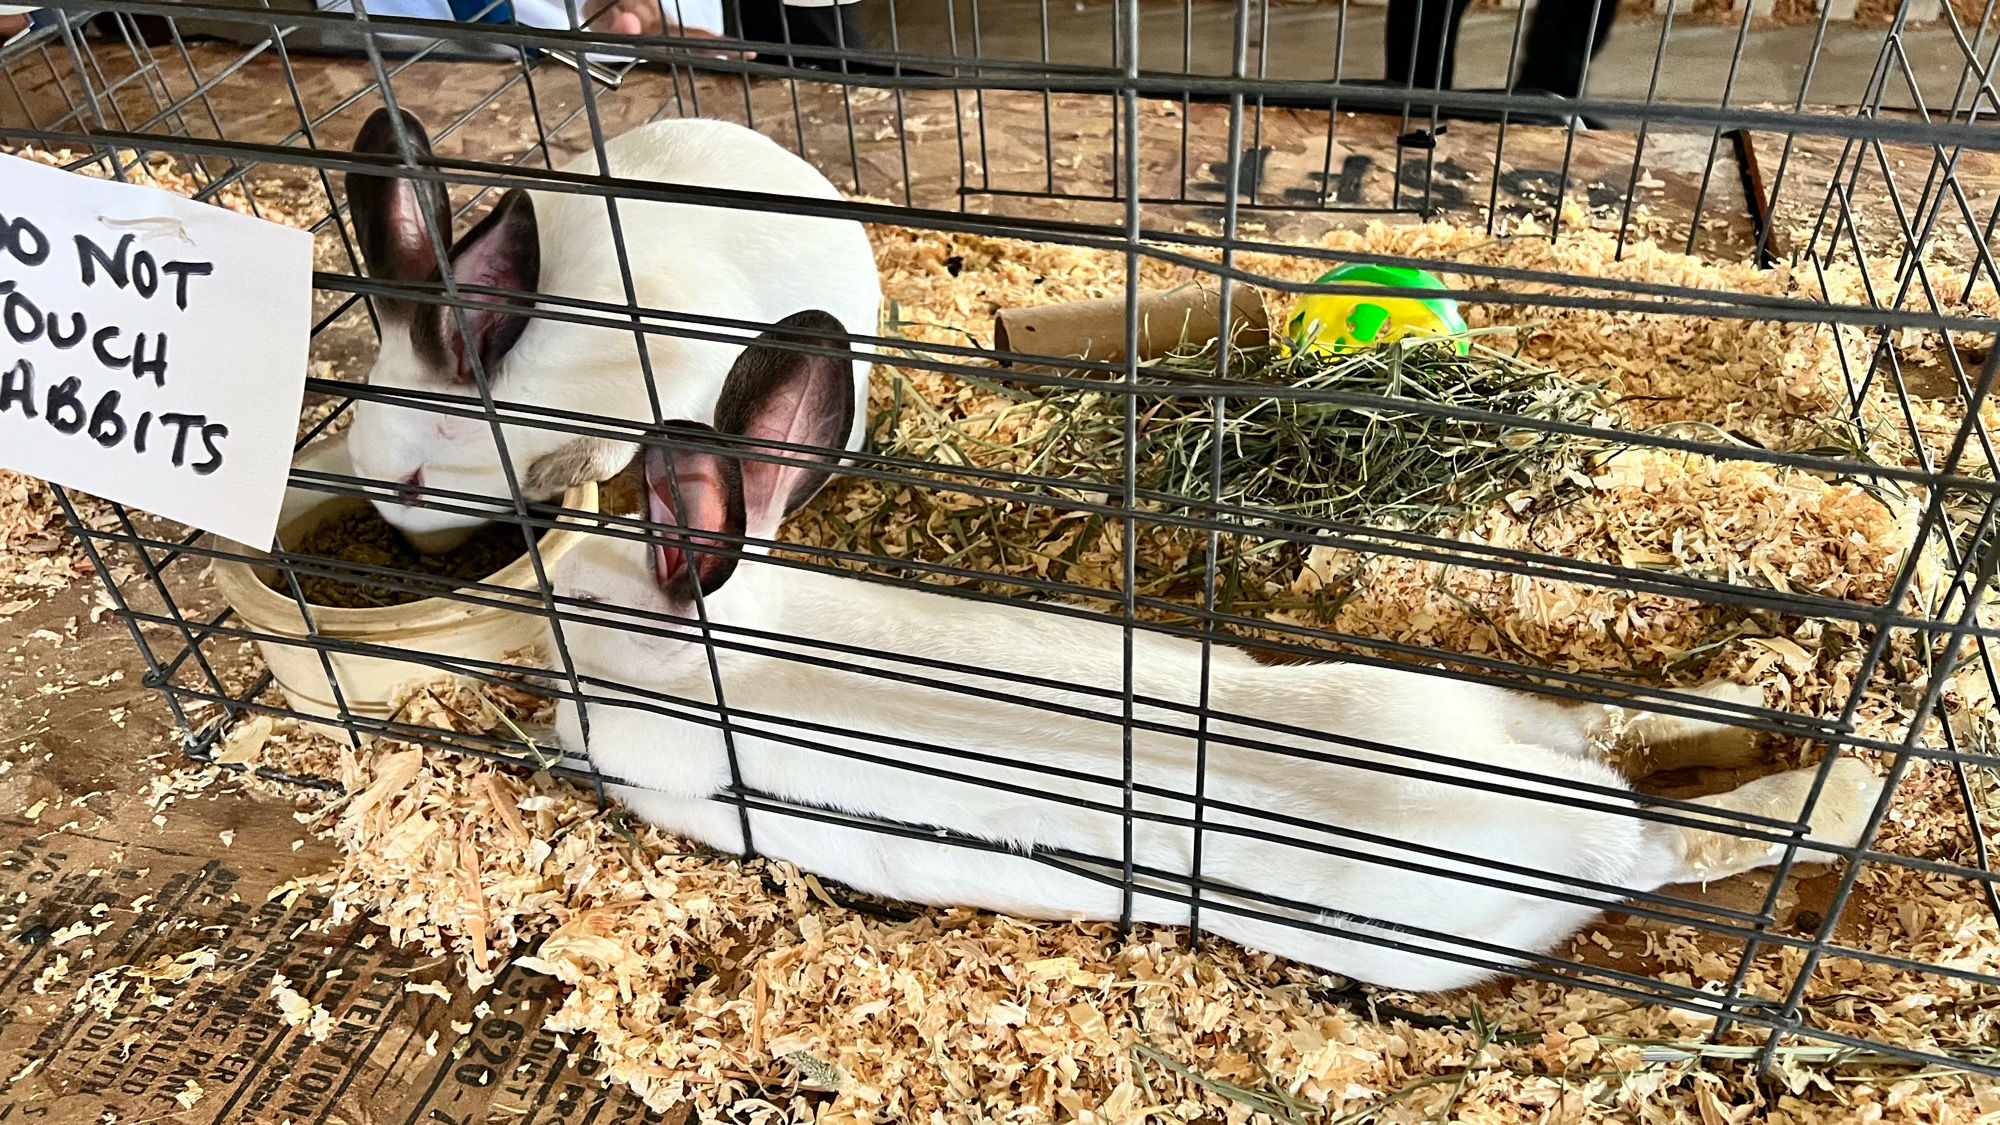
[{"xmin": 994, "ymin": 285, "xmax": 1269, "ymax": 367}]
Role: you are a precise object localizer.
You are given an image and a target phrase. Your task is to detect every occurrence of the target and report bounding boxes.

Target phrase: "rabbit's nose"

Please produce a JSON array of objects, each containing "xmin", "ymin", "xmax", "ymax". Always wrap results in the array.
[{"xmin": 394, "ymin": 469, "xmax": 427, "ymax": 508}]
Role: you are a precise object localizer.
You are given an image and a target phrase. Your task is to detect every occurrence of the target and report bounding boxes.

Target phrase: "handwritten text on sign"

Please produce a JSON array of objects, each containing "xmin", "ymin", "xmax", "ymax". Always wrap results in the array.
[{"xmin": 0, "ymin": 153, "xmax": 312, "ymax": 546}]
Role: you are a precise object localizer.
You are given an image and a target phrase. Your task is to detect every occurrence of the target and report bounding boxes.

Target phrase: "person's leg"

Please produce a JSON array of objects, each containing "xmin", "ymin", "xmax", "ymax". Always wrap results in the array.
[
  {"xmin": 1515, "ymin": 0, "xmax": 1618, "ymax": 99},
  {"xmin": 1590, "ymin": 0, "xmax": 1618, "ymax": 57},
  {"xmin": 732, "ymin": 0, "xmax": 876, "ymax": 72},
  {"xmin": 1383, "ymin": 0, "xmax": 1474, "ymax": 90}
]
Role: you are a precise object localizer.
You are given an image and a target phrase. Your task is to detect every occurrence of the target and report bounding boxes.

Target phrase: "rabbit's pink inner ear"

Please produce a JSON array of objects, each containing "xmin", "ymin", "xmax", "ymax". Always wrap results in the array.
[
  {"xmin": 738, "ymin": 381, "xmax": 816, "ymax": 526},
  {"xmin": 642, "ymin": 437, "xmax": 745, "ymax": 601},
  {"xmin": 348, "ymin": 175, "xmax": 448, "ymax": 292},
  {"xmin": 383, "ymin": 188, "xmax": 442, "ymax": 279},
  {"xmin": 717, "ymin": 310, "xmax": 856, "ymax": 532},
  {"xmin": 345, "ymin": 108, "xmax": 449, "ymax": 290},
  {"xmin": 350, "ymin": 177, "xmax": 443, "ymax": 287},
  {"xmin": 431, "ymin": 190, "xmax": 540, "ymax": 384}
]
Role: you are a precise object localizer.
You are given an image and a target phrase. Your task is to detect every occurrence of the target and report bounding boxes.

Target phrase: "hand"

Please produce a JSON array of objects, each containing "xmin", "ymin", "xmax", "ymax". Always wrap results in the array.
[
  {"xmin": 0, "ymin": 13, "xmax": 31, "ymax": 40},
  {"xmin": 579, "ymin": 0, "xmax": 754, "ymax": 59}
]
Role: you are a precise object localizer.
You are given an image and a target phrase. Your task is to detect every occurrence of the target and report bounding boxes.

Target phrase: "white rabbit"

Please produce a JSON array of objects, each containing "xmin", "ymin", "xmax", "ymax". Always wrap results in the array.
[
  {"xmin": 341, "ymin": 107, "xmax": 879, "ymax": 551},
  {"xmin": 542, "ymin": 314, "xmax": 1885, "ymax": 992}
]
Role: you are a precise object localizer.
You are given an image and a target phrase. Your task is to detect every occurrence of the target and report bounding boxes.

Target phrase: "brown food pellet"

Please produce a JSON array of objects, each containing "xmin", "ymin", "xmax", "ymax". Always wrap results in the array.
[
  {"xmin": 270, "ymin": 504, "xmax": 542, "ymax": 609},
  {"xmin": 597, "ymin": 469, "xmax": 643, "ymax": 519}
]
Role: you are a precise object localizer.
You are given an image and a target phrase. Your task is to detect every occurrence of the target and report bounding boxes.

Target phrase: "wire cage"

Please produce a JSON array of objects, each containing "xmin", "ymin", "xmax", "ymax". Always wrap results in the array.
[{"xmin": 4, "ymin": 0, "xmax": 2000, "ymax": 1108}]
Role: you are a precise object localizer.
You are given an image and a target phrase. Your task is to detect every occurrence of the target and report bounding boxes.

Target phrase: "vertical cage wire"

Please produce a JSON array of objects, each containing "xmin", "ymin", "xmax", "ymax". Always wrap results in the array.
[{"xmin": 1, "ymin": 0, "xmax": 1998, "ymax": 1081}]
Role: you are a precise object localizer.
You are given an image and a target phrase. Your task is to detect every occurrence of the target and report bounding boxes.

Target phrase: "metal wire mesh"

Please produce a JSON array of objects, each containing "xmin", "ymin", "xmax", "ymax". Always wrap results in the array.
[{"xmin": 4, "ymin": 0, "xmax": 1999, "ymax": 1082}]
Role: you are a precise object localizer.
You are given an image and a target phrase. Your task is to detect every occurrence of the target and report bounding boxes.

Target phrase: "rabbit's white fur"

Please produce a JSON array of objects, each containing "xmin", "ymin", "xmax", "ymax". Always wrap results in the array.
[
  {"xmin": 543, "ymin": 322, "xmax": 1885, "ymax": 994},
  {"xmin": 346, "ymin": 116, "xmax": 878, "ymax": 547},
  {"xmin": 551, "ymin": 543, "xmax": 1881, "ymax": 991}
]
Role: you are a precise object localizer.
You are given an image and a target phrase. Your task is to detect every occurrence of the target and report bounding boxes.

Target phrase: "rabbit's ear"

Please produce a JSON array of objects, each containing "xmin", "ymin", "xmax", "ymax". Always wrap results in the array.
[
  {"xmin": 641, "ymin": 426, "xmax": 746, "ymax": 602},
  {"xmin": 345, "ymin": 107, "xmax": 451, "ymax": 298},
  {"xmin": 715, "ymin": 309, "xmax": 856, "ymax": 532},
  {"xmin": 420, "ymin": 189, "xmax": 540, "ymax": 385}
]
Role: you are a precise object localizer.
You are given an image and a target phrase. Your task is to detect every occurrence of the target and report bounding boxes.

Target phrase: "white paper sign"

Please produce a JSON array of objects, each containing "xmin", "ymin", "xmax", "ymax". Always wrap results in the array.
[{"xmin": 0, "ymin": 152, "xmax": 313, "ymax": 547}]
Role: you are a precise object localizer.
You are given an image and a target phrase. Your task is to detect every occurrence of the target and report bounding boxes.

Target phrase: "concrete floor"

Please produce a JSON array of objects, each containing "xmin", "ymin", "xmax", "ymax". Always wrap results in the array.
[{"xmin": 863, "ymin": 0, "xmax": 1980, "ymax": 112}]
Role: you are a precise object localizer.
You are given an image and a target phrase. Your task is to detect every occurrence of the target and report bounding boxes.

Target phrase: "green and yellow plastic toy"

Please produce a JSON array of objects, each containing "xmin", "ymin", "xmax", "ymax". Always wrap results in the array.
[{"xmin": 1285, "ymin": 263, "xmax": 1468, "ymax": 356}]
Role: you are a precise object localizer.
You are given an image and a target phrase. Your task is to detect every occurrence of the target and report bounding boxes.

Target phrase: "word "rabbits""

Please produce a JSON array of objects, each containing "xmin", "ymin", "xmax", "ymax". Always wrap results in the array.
[
  {"xmin": 342, "ymin": 109, "xmax": 879, "ymax": 550},
  {"xmin": 544, "ymin": 311, "xmax": 1883, "ymax": 991}
]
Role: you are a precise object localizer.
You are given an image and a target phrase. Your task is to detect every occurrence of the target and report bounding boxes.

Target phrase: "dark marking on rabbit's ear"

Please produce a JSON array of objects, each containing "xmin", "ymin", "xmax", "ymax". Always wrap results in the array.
[
  {"xmin": 414, "ymin": 189, "xmax": 540, "ymax": 383},
  {"xmin": 715, "ymin": 309, "xmax": 856, "ymax": 530},
  {"xmin": 345, "ymin": 107, "xmax": 451, "ymax": 301},
  {"xmin": 641, "ymin": 426, "xmax": 745, "ymax": 601}
]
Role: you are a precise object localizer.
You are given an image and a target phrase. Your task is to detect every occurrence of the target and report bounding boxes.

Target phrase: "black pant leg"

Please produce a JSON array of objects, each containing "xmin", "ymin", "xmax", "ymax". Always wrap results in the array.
[
  {"xmin": 1516, "ymin": 0, "xmax": 1618, "ymax": 98},
  {"xmin": 1384, "ymin": 0, "xmax": 1475, "ymax": 89},
  {"xmin": 732, "ymin": 0, "xmax": 876, "ymax": 72}
]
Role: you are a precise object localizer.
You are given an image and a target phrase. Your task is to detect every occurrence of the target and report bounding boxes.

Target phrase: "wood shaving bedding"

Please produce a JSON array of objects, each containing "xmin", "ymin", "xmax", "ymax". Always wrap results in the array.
[{"xmin": 0, "ymin": 469, "xmax": 105, "ymax": 620}]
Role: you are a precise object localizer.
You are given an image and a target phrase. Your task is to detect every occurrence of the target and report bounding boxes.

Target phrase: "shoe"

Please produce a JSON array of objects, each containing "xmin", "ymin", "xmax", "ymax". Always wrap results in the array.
[{"xmin": 1488, "ymin": 85, "xmax": 1606, "ymax": 130}]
